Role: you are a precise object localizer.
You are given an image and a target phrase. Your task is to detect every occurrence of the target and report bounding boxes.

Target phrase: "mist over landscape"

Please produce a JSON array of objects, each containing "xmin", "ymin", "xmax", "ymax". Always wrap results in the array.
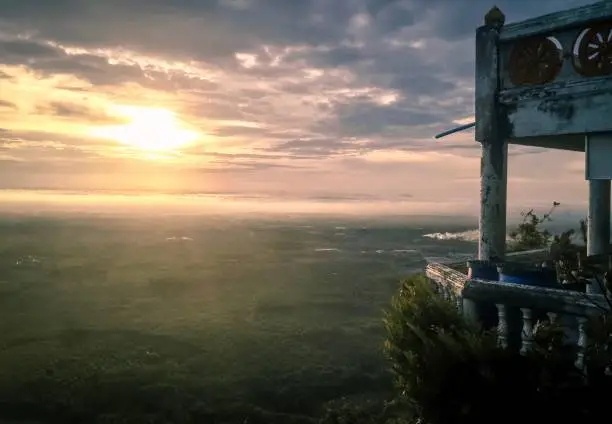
[
  {"xmin": 0, "ymin": 0, "xmax": 603, "ymax": 421},
  {"xmin": 0, "ymin": 209, "xmax": 481, "ymax": 421},
  {"xmin": 0, "ymin": 197, "xmax": 589, "ymax": 421}
]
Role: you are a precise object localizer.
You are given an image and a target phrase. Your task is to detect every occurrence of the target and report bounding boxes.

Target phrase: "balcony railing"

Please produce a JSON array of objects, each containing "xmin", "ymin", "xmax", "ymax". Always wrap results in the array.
[{"xmin": 425, "ymin": 249, "xmax": 611, "ymax": 368}]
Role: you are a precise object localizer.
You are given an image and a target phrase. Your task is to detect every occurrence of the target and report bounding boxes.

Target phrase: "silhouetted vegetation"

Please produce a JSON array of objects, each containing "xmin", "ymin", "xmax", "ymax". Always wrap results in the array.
[
  {"xmin": 384, "ymin": 275, "xmax": 612, "ymax": 424},
  {"xmin": 380, "ymin": 204, "xmax": 612, "ymax": 424}
]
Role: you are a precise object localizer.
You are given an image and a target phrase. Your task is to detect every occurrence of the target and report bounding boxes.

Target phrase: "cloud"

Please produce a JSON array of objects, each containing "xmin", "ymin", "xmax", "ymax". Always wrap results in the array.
[
  {"xmin": 0, "ymin": 38, "xmax": 59, "ymax": 60},
  {"xmin": 0, "ymin": 38, "xmax": 160, "ymax": 87},
  {"xmin": 263, "ymin": 138, "xmax": 363, "ymax": 157},
  {"xmin": 0, "ymin": 1, "xmax": 575, "ymax": 144},
  {"xmin": 0, "ymin": 128, "xmax": 110, "ymax": 151},
  {"xmin": 35, "ymin": 101, "xmax": 129, "ymax": 124},
  {"xmin": 0, "ymin": 100, "xmax": 17, "ymax": 110},
  {"xmin": 0, "ymin": 0, "xmax": 595, "ymax": 211},
  {"xmin": 333, "ymin": 100, "xmax": 444, "ymax": 136}
]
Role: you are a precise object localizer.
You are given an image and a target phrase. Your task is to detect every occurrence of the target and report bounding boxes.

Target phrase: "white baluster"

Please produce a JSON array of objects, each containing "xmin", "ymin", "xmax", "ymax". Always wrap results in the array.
[
  {"xmin": 575, "ymin": 316, "xmax": 589, "ymax": 371},
  {"xmin": 520, "ymin": 308, "xmax": 534, "ymax": 355},
  {"xmin": 496, "ymin": 304, "xmax": 508, "ymax": 349},
  {"xmin": 444, "ymin": 284, "xmax": 452, "ymax": 302},
  {"xmin": 455, "ymin": 295, "xmax": 463, "ymax": 313}
]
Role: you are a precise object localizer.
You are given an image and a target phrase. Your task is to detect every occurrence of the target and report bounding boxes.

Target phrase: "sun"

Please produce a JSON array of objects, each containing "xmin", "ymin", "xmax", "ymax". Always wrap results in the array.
[{"xmin": 90, "ymin": 105, "xmax": 199, "ymax": 152}]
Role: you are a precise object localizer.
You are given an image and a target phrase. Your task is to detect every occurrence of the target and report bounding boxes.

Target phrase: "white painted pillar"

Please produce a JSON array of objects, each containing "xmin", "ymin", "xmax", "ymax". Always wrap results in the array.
[{"xmin": 586, "ymin": 179, "xmax": 610, "ymax": 293}]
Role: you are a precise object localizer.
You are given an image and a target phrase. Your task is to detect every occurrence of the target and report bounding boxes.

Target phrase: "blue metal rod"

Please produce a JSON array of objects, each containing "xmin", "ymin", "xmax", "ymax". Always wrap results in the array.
[{"xmin": 434, "ymin": 122, "xmax": 476, "ymax": 139}]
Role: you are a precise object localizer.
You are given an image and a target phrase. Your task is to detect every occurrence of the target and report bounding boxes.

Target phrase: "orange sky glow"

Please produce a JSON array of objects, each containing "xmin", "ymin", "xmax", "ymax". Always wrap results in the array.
[{"xmin": 0, "ymin": 0, "xmax": 596, "ymax": 216}]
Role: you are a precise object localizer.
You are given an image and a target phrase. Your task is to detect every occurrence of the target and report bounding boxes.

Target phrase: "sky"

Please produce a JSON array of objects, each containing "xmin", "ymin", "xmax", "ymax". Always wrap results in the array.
[{"xmin": 0, "ymin": 0, "xmax": 597, "ymax": 216}]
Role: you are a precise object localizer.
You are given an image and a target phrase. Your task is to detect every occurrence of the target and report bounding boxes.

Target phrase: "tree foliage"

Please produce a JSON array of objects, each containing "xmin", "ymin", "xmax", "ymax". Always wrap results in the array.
[
  {"xmin": 508, "ymin": 203, "xmax": 558, "ymax": 251},
  {"xmin": 384, "ymin": 274, "xmax": 612, "ymax": 424}
]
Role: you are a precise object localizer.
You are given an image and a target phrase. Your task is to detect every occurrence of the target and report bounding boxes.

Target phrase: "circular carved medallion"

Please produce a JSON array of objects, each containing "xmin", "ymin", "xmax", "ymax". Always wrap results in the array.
[
  {"xmin": 573, "ymin": 24, "xmax": 612, "ymax": 77},
  {"xmin": 507, "ymin": 36, "xmax": 563, "ymax": 86}
]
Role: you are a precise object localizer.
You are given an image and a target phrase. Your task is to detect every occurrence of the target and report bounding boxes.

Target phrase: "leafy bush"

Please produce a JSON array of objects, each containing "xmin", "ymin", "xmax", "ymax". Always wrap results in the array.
[
  {"xmin": 384, "ymin": 275, "xmax": 612, "ymax": 424},
  {"xmin": 384, "ymin": 275, "xmax": 501, "ymax": 424}
]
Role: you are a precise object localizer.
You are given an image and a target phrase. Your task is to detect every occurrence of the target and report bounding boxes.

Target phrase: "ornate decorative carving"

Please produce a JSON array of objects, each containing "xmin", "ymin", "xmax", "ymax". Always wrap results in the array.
[
  {"xmin": 508, "ymin": 36, "xmax": 564, "ymax": 86},
  {"xmin": 573, "ymin": 23, "xmax": 612, "ymax": 77}
]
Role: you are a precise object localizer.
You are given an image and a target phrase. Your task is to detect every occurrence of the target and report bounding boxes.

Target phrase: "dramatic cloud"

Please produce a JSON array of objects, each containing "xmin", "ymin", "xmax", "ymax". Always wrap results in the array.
[
  {"xmin": 0, "ymin": 0, "xmax": 595, "ymax": 214},
  {"xmin": 0, "ymin": 100, "xmax": 17, "ymax": 110}
]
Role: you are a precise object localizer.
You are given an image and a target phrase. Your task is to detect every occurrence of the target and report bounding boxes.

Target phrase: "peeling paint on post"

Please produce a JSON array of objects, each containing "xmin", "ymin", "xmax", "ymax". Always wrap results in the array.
[
  {"xmin": 475, "ymin": 6, "xmax": 505, "ymax": 143},
  {"xmin": 476, "ymin": 7, "xmax": 507, "ymax": 261},
  {"xmin": 466, "ymin": 7, "xmax": 509, "ymax": 324},
  {"xmin": 479, "ymin": 142, "xmax": 508, "ymax": 261}
]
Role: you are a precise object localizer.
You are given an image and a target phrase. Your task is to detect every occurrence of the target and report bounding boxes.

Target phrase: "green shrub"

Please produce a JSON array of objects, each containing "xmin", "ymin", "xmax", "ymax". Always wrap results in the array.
[
  {"xmin": 383, "ymin": 275, "xmax": 612, "ymax": 424},
  {"xmin": 384, "ymin": 275, "xmax": 503, "ymax": 424}
]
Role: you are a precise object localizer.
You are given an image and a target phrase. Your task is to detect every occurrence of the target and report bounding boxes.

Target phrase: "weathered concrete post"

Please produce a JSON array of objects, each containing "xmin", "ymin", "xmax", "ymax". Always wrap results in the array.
[
  {"xmin": 476, "ymin": 6, "xmax": 507, "ymax": 262},
  {"xmin": 468, "ymin": 6, "xmax": 508, "ymax": 323},
  {"xmin": 479, "ymin": 141, "xmax": 508, "ymax": 261},
  {"xmin": 587, "ymin": 180, "xmax": 610, "ymax": 257},
  {"xmin": 587, "ymin": 178, "xmax": 610, "ymax": 294},
  {"xmin": 588, "ymin": 3, "xmax": 612, "ymax": 281},
  {"xmin": 585, "ymin": 132, "xmax": 612, "ymax": 294}
]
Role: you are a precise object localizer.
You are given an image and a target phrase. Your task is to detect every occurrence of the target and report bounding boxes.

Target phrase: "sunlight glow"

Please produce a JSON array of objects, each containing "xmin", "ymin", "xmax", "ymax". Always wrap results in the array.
[
  {"xmin": 453, "ymin": 115, "xmax": 475, "ymax": 125},
  {"xmin": 90, "ymin": 106, "xmax": 200, "ymax": 152}
]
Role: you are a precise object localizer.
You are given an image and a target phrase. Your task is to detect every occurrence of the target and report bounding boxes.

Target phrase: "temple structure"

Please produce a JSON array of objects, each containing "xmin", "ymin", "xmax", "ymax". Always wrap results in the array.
[
  {"xmin": 426, "ymin": 2, "xmax": 612, "ymax": 357},
  {"xmin": 474, "ymin": 1, "xmax": 612, "ymax": 271}
]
